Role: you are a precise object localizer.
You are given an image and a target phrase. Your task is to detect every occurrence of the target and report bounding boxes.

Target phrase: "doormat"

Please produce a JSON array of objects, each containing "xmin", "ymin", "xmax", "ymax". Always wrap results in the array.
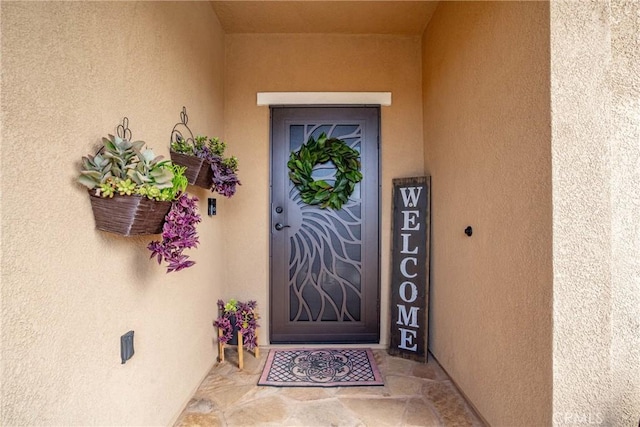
[{"xmin": 258, "ymin": 348, "xmax": 384, "ymax": 387}]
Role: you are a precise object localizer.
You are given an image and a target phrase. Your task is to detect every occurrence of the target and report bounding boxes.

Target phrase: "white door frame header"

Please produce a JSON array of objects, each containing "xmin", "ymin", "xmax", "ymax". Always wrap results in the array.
[{"xmin": 257, "ymin": 92, "xmax": 392, "ymax": 106}]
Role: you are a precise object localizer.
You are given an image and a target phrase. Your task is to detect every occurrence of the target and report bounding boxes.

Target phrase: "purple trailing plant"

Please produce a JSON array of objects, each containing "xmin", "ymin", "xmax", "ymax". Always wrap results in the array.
[
  {"xmin": 148, "ymin": 193, "xmax": 202, "ymax": 273},
  {"xmin": 214, "ymin": 299, "xmax": 259, "ymax": 350},
  {"xmin": 207, "ymin": 155, "xmax": 241, "ymax": 198},
  {"xmin": 171, "ymin": 135, "xmax": 241, "ymax": 197},
  {"xmin": 193, "ymin": 145, "xmax": 240, "ymax": 198}
]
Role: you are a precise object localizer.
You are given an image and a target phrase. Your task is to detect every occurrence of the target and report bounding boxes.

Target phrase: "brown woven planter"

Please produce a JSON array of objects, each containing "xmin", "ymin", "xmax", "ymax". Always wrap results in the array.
[
  {"xmin": 170, "ymin": 151, "xmax": 213, "ymax": 189},
  {"xmin": 88, "ymin": 192, "xmax": 172, "ymax": 236}
]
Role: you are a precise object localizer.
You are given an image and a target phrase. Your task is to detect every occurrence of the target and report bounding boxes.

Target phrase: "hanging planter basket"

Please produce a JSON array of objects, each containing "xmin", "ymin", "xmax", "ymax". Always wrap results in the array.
[
  {"xmin": 88, "ymin": 192, "xmax": 172, "ymax": 236},
  {"xmin": 168, "ymin": 107, "xmax": 240, "ymax": 196},
  {"xmin": 168, "ymin": 106, "xmax": 212, "ymax": 190},
  {"xmin": 169, "ymin": 150, "xmax": 213, "ymax": 189}
]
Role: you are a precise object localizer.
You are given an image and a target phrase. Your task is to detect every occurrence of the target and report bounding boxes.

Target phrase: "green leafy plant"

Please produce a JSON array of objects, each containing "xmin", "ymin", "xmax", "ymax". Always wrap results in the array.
[{"xmin": 288, "ymin": 132, "xmax": 363, "ymax": 210}]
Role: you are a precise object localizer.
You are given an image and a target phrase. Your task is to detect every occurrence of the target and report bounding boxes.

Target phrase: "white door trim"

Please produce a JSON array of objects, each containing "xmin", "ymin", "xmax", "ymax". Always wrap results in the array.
[{"xmin": 257, "ymin": 92, "xmax": 391, "ymax": 106}]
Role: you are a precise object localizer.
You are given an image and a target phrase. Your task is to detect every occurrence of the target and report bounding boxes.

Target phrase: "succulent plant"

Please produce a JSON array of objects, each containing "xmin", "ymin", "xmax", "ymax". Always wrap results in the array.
[
  {"xmin": 205, "ymin": 136, "xmax": 226, "ymax": 156},
  {"xmin": 101, "ymin": 135, "xmax": 144, "ymax": 179},
  {"xmin": 79, "ymin": 134, "xmax": 183, "ymax": 202},
  {"xmin": 170, "ymin": 136, "xmax": 192, "ymax": 154},
  {"xmin": 78, "ymin": 152, "xmax": 112, "ymax": 189},
  {"xmin": 130, "ymin": 147, "xmax": 174, "ymax": 190},
  {"xmin": 137, "ymin": 164, "xmax": 188, "ymax": 202},
  {"xmin": 81, "ymin": 125, "xmax": 201, "ymax": 273},
  {"xmin": 96, "ymin": 179, "xmax": 116, "ymax": 198},
  {"xmin": 115, "ymin": 178, "xmax": 136, "ymax": 196},
  {"xmin": 222, "ymin": 156, "xmax": 239, "ymax": 172},
  {"xmin": 174, "ymin": 135, "xmax": 227, "ymax": 158},
  {"xmin": 136, "ymin": 184, "xmax": 161, "ymax": 200}
]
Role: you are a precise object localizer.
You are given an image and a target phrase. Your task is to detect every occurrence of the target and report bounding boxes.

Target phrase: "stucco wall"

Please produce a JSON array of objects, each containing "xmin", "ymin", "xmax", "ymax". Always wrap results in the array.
[
  {"xmin": 422, "ymin": 2, "xmax": 553, "ymax": 425},
  {"xmin": 1, "ymin": 2, "xmax": 226, "ymax": 425},
  {"xmin": 223, "ymin": 34, "xmax": 424, "ymax": 345},
  {"xmin": 551, "ymin": 1, "xmax": 640, "ymax": 425}
]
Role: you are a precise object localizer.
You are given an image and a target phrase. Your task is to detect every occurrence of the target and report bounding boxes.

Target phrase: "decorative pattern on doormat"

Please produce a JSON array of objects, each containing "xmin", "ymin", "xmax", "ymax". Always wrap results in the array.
[{"xmin": 258, "ymin": 348, "xmax": 384, "ymax": 387}]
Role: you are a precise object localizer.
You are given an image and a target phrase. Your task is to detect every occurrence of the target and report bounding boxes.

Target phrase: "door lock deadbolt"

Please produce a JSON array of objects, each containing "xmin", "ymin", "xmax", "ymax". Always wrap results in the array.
[{"xmin": 275, "ymin": 206, "xmax": 283, "ymax": 214}]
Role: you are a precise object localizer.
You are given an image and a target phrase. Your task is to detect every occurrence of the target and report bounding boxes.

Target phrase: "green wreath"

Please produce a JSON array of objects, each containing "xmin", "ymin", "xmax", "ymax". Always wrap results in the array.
[{"xmin": 288, "ymin": 133, "xmax": 363, "ymax": 210}]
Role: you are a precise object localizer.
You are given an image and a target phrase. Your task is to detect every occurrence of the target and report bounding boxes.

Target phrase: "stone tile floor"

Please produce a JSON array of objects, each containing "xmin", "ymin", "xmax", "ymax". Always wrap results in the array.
[{"xmin": 175, "ymin": 348, "xmax": 485, "ymax": 427}]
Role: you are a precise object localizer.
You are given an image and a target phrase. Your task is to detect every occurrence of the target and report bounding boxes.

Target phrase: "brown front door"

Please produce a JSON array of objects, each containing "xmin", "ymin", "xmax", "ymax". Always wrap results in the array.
[{"xmin": 270, "ymin": 106, "xmax": 380, "ymax": 343}]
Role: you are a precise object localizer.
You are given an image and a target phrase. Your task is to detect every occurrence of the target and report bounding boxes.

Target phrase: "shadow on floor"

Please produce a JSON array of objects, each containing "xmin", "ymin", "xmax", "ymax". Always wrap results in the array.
[{"xmin": 174, "ymin": 348, "xmax": 485, "ymax": 426}]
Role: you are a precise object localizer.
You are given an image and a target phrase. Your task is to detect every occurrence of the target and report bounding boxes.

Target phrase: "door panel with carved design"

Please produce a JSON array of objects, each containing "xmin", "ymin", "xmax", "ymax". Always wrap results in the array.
[{"xmin": 270, "ymin": 106, "xmax": 380, "ymax": 343}]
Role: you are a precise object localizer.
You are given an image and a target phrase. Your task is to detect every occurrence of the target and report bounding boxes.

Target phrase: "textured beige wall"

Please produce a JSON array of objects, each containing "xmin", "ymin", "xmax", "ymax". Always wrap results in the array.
[
  {"xmin": 551, "ymin": 1, "xmax": 640, "ymax": 425},
  {"xmin": 1, "ymin": 2, "xmax": 226, "ymax": 425},
  {"xmin": 422, "ymin": 2, "xmax": 553, "ymax": 425},
  {"xmin": 223, "ymin": 34, "xmax": 424, "ymax": 345}
]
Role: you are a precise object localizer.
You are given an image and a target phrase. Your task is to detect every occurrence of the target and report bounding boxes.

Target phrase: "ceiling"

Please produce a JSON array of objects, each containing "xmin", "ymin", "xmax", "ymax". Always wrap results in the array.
[{"xmin": 210, "ymin": 1, "xmax": 439, "ymax": 35}]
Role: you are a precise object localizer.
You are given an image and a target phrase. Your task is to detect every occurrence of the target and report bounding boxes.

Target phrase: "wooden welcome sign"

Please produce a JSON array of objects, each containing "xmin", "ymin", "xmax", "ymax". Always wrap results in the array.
[{"xmin": 388, "ymin": 176, "xmax": 431, "ymax": 362}]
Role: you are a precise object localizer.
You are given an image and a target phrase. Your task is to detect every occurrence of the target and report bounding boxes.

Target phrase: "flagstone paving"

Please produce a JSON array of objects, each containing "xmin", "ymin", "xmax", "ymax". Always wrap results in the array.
[{"xmin": 174, "ymin": 349, "xmax": 485, "ymax": 427}]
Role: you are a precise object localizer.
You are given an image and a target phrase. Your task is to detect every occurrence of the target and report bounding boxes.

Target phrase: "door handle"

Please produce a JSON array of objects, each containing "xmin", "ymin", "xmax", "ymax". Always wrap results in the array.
[{"xmin": 274, "ymin": 223, "xmax": 290, "ymax": 231}]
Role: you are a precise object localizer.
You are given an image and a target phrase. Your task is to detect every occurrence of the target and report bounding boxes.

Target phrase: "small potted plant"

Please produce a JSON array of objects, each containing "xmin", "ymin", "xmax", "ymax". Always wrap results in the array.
[
  {"xmin": 213, "ymin": 299, "xmax": 259, "ymax": 350},
  {"xmin": 78, "ymin": 118, "xmax": 201, "ymax": 273},
  {"xmin": 168, "ymin": 107, "xmax": 241, "ymax": 196}
]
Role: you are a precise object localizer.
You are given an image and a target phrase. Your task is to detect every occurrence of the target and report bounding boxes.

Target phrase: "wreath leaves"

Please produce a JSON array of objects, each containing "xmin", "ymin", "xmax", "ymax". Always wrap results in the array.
[{"xmin": 288, "ymin": 133, "xmax": 363, "ymax": 210}]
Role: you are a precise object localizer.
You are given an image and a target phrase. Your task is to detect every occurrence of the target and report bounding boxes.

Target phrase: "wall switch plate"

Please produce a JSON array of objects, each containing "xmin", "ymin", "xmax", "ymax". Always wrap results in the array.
[{"xmin": 121, "ymin": 331, "xmax": 134, "ymax": 364}]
